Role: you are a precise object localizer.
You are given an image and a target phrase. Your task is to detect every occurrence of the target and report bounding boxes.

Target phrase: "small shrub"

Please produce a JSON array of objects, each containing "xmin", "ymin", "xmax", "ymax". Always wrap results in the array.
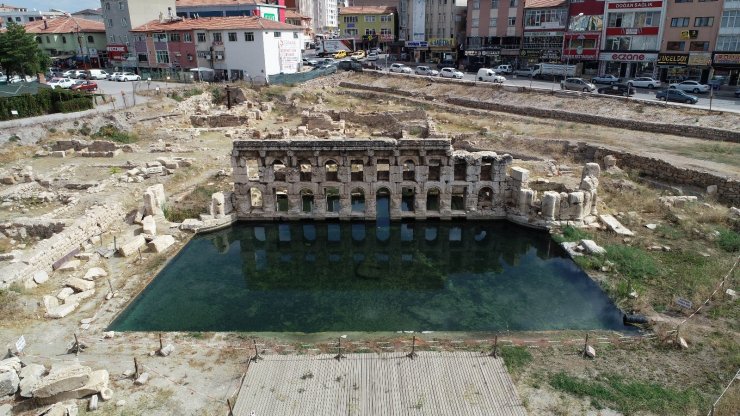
[
  {"xmin": 604, "ymin": 245, "xmax": 658, "ymax": 281},
  {"xmin": 8, "ymin": 134, "xmax": 20, "ymax": 142},
  {"xmin": 109, "ymin": 167, "xmax": 121, "ymax": 174},
  {"xmin": 78, "ymin": 124, "xmax": 91, "ymax": 136},
  {"xmin": 47, "ymin": 127, "xmax": 57, "ymax": 133},
  {"xmin": 552, "ymin": 225, "xmax": 591, "ymax": 243},
  {"xmin": 717, "ymin": 228, "xmax": 740, "ymax": 252},
  {"xmin": 92, "ymin": 124, "xmax": 138, "ymax": 144}
]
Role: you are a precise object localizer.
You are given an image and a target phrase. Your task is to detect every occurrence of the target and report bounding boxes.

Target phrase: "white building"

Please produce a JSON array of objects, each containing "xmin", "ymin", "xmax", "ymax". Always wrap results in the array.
[{"xmin": 0, "ymin": 4, "xmax": 65, "ymax": 28}]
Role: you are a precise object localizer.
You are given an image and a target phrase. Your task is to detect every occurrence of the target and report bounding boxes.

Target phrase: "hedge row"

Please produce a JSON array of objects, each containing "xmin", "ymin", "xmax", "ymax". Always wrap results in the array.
[{"xmin": 0, "ymin": 88, "xmax": 94, "ymax": 120}]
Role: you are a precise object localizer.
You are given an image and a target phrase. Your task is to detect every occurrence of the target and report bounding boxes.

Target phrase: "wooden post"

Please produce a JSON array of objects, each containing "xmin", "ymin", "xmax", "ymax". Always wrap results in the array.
[
  {"xmin": 107, "ymin": 278, "xmax": 114, "ymax": 294},
  {"xmin": 334, "ymin": 337, "xmax": 345, "ymax": 361},
  {"xmin": 406, "ymin": 336, "xmax": 418, "ymax": 360},
  {"xmin": 226, "ymin": 398, "xmax": 234, "ymax": 416},
  {"xmin": 583, "ymin": 333, "xmax": 589, "ymax": 358},
  {"xmin": 489, "ymin": 335, "xmax": 499, "ymax": 358},
  {"xmin": 138, "ymin": 248, "xmax": 142, "ymax": 262},
  {"xmin": 159, "ymin": 333, "xmax": 163, "ymax": 352},
  {"xmin": 113, "ymin": 236, "xmax": 117, "ymax": 251},
  {"xmin": 134, "ymin": 357, "xmax": 140, "ymax": 379},
  {"xmin": 73, "ymin": 333, "xmax": 80, "ymax": 356},
  {"xmin": 250, "ymin": 339, "xmax": 262, "ymax": 362}
]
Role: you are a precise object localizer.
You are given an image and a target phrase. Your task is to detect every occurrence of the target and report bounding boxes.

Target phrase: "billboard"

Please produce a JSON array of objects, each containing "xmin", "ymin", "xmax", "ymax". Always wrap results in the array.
[{"xmin": 412, "ymin": 0, "xmax": 425, "ymax": 42}]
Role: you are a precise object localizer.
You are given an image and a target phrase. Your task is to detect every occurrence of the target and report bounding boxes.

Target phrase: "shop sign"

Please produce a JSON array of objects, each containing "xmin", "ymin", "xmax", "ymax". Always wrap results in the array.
[
  {"xmin": 687, "ymin": 52, "xmax": 711, "ymax": 67},
  {"xmin": 106, "ymin": 44, "xmax": 128, "ymax": 60},
  {"xmin": 519, "ymin": 49, "xmax": 541, "ymax": 57},
  {"xmin": 428, "ymin": 38, "xmax": 454, "ymax": 48},
  {"xmin": 405, "ymin": 41, "xmax": 428, "ymax": 48},
  {"xmin": 600, "ymin": 52, "xmax": 657, "ymax": 62},
  {"xmin": 680, "ymin": 30, "xmax": 698, "ymax": 40},
  {"xmin": 657, "ymin": 53, "xmax": 688, "ymax": 66},
  {"xmin": 608, "ymin": 1, "xmax": 662, "ymax": 9},
  {"xmin": 501, "ymin": 49, "xmax": 520, "ymax": 56},
  {"xmin": 712, "ymin": 52, "xmax": 740, "ymax": 67},
  {"xmin": 606, "ymin": 27, "xmax": 659, "ymax": 36},
  {"xmin": 541, "ymin": 49, "xmax": 560, "ymax": 60}
]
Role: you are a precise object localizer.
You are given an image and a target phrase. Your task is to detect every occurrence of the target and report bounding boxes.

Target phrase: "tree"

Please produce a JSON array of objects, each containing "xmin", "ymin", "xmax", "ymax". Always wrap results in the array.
[{"xmin": 0, "ymin": 22, "xmax": 50, "ymax": 76}]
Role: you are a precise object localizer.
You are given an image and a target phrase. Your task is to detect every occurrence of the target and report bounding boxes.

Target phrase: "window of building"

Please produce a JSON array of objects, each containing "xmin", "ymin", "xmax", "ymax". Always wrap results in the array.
[
  {"xmin": 381, "ymin": 15, "xmax": 392, "ymax": 22},
  {"xmin": 473, "ymin": 0, "xmax": 480, "ymax": 9},
  {"xmin": 107, "ymin": 18, "xmax": 113, "ymax": 27},
  {"xmin": 14, "ymin": 16, "xmax": 19, "ymax": 21},
  {"xmin": 490, "ymin": 17, "xmax": 497, "ymax": 27},
  {"xmin": 510, "ymin": 0, "xmax": 517, "ymax": 6},
  {"xmin": 109, "ymin": 35, "xmax": 115, "ymax": 42},
  {"xmin": 365, "ymin": 15, "xmax": 375, "ymax": 22},
  {"xmin": 118, "ymin": 1, "xmax": 124, "ymax": 10},
  {"xmin": 105, "ymin": 3, "xmax": 110, "ymax": 10},
  {"xmin": 153, "ymin": 33, "xmax": 167, "ymax": 42},
  {"xmin": 87, "ymin": 35, "xmax": 94, "ymax": 43},
  {"xmin": 120, "ymin": 17, "xmax": 128, "ymax": 27},
  {"xmin": 228, "ymin": 32, "xmax": 237, "ymax": 41},
  {"xmin": 46, "ymin": 36, "xmax": 50, "ymax": 43},
  {"xmin": 36, "ymin": 36, "xmax": 41, "ymax": 44},
  {"xmin": 666, "ymin": 41, "xmax": 685, "ymax": 51},
  {"xmin": 184, "ymin": 33, "xmax": 192, "ymax": 42},
  {"xmin": 670, "ymin": 17, "xmax": 690, "ymax": 27},
  {"xmin": 197, "ymin": 32, "xmax": 206, "ymax": 42},
  {"xmin": 689, "ymin": 41, "xmax": 709, "ymax": 51},
  {"xmin": 344, "ymin": 16, "xmax": 358, "ymax": 23},
  {"xmin": 156, "ymin": 50, "xmax": 169, "ymax": 63},
  {"xmin": 169, "ymin": 33, "xmax": 180, "ymax": 42},
  {"xmin": 346, "ymin": 28, "xmax": 358, "ymax": 36},
  {"xmin": 381, "ymin": 28, "xmax": 391, "ymax": 35},
  {"xmin": 720, "ymin": 10, "xmax": 739, "ymax": 29},
  {"xmin": 524, "ymin": 9, "xmax": 567, "ymax": 28},
  {"xmin": 472, "ymin": 17, "xmax": 479, "ymax": 28},
  {"xmin": 675, "ymin": 0, "xmax": 692, "ymax": 2},
  {"xmin": 213, "ymin": 32, "xmax": 222, "ymax": 42},
  {"xmin": 138, "ymin": 53, "xmax": 148, "ymax": 62},
  {"xmin": 508, "ymin": 17, "xmax": 516, "ymax": 26},
  {"xmin": 274, "ymin": 31, "xmax": 281, "ymax": 37},
  {"xmin": 716, "ymin": 35, "xmax": 739, "ymax": 51},
  {"xmin": 62, "ymin": 36, "xmax": 66, "ymax": 44},
  {"xmin": 694, "ymin": 17, "xmax": 713, "ymax": 27},
  {"xmin": 491, "ymin": 0, "xmax": 499, "ymax": 8},
  {"xmin": 365, "ymin": 28, "xmax": 373, "ymax": 35},
  {"xmin": 244, "ymin": 32, "xmax": 254, "ymax": 41}
]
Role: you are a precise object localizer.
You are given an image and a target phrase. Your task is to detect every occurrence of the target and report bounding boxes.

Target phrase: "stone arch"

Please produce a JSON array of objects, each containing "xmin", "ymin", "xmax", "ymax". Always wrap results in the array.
[
  {"xmin": 477, "ymin": 187, "xmax": 493, "ymax": 211},
  {"xmin": 454, "ymin": 158, "xmax": 467, "ymax": 181},
  {"xmin": 274, "ymin": 186, "xmax": 289, "ymax": 212},
  {"xmin": 426, "ymin": 187, "xmax": 441, "ymax": 212},
  {"xmin": 480, "ymin": 157, "xmax": 494, "ymax": 181},
  {"xmin": 298, "ymin": 159, "xmax": 312, "ymax": 182},
  {"xmin": 326, "ymin": 187, "xmax": 340, "ymax": 213},
  {"xmin": 325, "ymin": 159, "xmax": 339, "ymax": 182},
  {"xmin": 401, "ymin": 186, "xmax": 415, "ymax": 212},
  {"xmin": 351, "ymin": 159, "xmax": 364, "ymax": 182},
  {"xmin": 272, "ymin": 159, "xmax": 286, "ymax": 182},
  {"xmin": 300, "ymin": 188, "xmax": 314, "ymax": 213},
  {"xmin": 351, "ymin": 187, "xmax": 366, "ymax": 213}
]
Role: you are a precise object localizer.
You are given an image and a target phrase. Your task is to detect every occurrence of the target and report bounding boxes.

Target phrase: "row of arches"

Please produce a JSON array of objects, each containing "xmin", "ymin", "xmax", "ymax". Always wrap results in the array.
[{"xmin": 247, "ymin": 187, "xmax": 496, "ymax": 213}]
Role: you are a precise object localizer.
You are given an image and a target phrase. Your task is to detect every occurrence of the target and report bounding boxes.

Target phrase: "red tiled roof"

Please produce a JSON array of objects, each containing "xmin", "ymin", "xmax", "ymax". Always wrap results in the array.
[
  {"xmin": 339, "ymin": 6, "xmax": 396, "ymax": 15},
  {"xmin": 285, "ymin": 9, "xmax": 310, "ymax": 20},
  {"xmin": 24, "ymin": 17, "xmax": 105, "ymax": 34},
  {"xmin": 131, "ymin": 16, "xmax": 301, "ymax": 32},
  {"xmin": 175, "ymin": 0, "xmax": 283, "ymax": 7},
  {"xmin": 524, "ymin": 0, "xmax": 566, "ymax": 8}
]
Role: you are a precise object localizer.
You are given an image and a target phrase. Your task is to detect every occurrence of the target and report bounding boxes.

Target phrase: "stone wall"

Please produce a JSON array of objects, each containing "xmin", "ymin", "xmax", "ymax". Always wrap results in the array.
[
  {"xmin": 338, "ymin": 81, "xmax": 740, "ymax": 143},
  {"xmin": 0, "ymin": 203, "xmax": 124, "ymax": 289}
]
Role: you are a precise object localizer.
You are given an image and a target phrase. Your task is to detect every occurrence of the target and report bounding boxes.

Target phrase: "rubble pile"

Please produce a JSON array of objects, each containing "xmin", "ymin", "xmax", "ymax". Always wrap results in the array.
[{"xmin": 118, "ymin": 156, "xmax": 194, "ymax": 183}]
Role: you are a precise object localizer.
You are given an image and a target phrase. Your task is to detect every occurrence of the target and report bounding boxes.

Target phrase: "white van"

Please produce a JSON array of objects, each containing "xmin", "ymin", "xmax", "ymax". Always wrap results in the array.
[
  {"xmin": 493, "ymin": 64, "xmax": 513, "ymax": 74},
  {"xmin": 88, "ymin": 69, "xmax": 109, "ymax": 80},
  {"xmin": 476, "ymin": 68, "xmax": 506, "ymax": 83}
]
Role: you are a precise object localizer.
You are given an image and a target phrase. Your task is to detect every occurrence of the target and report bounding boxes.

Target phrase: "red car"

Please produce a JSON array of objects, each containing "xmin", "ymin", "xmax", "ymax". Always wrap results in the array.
[{"xmin": 70, "ymin": 80, "xmax": 97, "ymax": 92}]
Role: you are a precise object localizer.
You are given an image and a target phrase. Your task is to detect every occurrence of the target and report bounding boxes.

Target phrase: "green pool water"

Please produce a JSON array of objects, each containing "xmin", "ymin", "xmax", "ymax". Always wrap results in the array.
[{"xmin": 110, "ymin": 219, "xmax": 630, "ymax": 333}]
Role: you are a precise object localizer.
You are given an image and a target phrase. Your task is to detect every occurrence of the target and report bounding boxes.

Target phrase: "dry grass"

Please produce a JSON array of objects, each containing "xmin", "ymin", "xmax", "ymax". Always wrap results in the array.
[{"xmin": 0, "ymin": 144, "xmax": 37, "ymax": 166}]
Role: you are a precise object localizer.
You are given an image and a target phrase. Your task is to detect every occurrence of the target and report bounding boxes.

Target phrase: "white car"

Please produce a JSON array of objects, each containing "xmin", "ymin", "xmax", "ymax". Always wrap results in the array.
[
  {"xmin": 476, "ymin": 68, "xmax": 505, "ymax": 83},
  {"xmin": 439, "ymin": 67, "xmax": 463, "ymax": 79},
  {"xmin": 366, "ymin": 52, "xmax": 379, "ymax": 61},
  {"xmin": 389, "ymin": 63, "xmax": 412, "ymax": 74},
  {"xmin": 107, "ymin": 72, "xmax": 121, "ymax": 81},
  {"xmin": 591, "ymin": 74, "xmax": 620, "ymax": 85},
  {"xmin": 47, "ymin": 77, "xmax": 75, "ymax": 89},
  {"xmin": 414, "ymin": 66, "xmax": 439, "ymax": 76},
  {"xmin": 669, "ymin": 80, "xmax": 710, "ymax": 94},
  {"xmin": 627, "ymin": 77, "xmax": 661, "ymax": 89},
  {"xmin": 62, "ymin": 70, "xmax": 75, "ymax": 78},
  {"xmin": 116, "ymin": 72, "xmax": 141, "ymax": 81}
]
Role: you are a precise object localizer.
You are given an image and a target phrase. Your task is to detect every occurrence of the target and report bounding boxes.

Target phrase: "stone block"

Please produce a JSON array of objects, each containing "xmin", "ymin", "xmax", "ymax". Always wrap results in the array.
[
  {"xmin": 211, "ymin": 192, "xmax": 225, "ymax": 218},
  {"xmin": 46, "ymin": 302, "xmax": 78, "ymax": 319},
  {"xmin": 65, "ymin": 289, "xmax": 95, "ymax": 305},
  {"xmin": 43, "ymin": 295, "xmax": 59, "ymax": 312},
  {"xmin": 0, "ymin": 404, "xmax": 10, "ymax": 416},
  {"xmin": 180, "ymin": 218, "xmax": 204, "ymax": 232},
  {"xmin": 56, "ymin": 287, "xmax": 74, "ymax": 300},
  {"xmin": 32, "ymin": 364, "xmax": 91, "ymax": 399},
  {"xmin": 599, "ymin": 214, "xmax": 634, "ymax": 236},
  {"xmin": 36, "ymin": 369, "xmax": 109, "ymax": 405},
  {"xmin": 117, "ymin": 235, "xmax": 146, "ymax": 257},
  {"xmin": 580, "ymin": 239, "xmax": 606, "ymax": 255},
  {"xmin": 541, "ymin": 191, "xmax": 560, "ymax": 220},
  {"xmin": 603, "ymin": 155, "xmax": 617, "ymax": 168},
  {"xmin": 66, "ymin": 277, "xmax": 94, "ymax": 292},
  {"xmin": 19, "ymin": 363, "xmax": 45, "ymax": 398},
  {"xmin": 83, "ymin": 267, "xmax": 107, "ymax": 281},
  {"xmin": 33, "ymin": 270, "xmax": 49, "ymax": 284},
  {"xmin": 89, "ymin": 394, "xmax": 99, "ymax": 411},
  {"xmin": 142, "ymin": 215, "xmax": 157, "ymax": 235},
  {"xmin": 58, "ymin": 259, "xmax": 81, "ymax": 272},
  {"xmin": 510, "ymin": 167, "xmax": 529, "ymax": 183},
  {"xmin": 585, "ymin": 345, "xmax": 596, "ymax": 358},
  {"xmin": 50, "ymin": 151, "xmax": 66, "ymax": 158},
  {"xmin": 134, "ymin": 372, "xmax": 149, "ymax": 385},
  {"xmin": 148, "ymin": 235, "xmax": 175, "ymax": 253},
  {"xmin": 0, "ymin": 357, "xmax": 21, "ymax": 373},
  {"xmin": 0, "ymin": 370, "xmax": 20, "ymax": 397},
  {"xmin": 143, "ymin": 184, "xmax": 166, "ymax": 216}
]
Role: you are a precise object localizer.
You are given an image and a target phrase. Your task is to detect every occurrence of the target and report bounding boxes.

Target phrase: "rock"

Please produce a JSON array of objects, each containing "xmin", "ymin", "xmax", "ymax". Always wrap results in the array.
[
  {"xmin": 46, "ymin": 303, "xmax": 78, "ymax": 319},
  {"xmin": 142, "ymin": 215, "xmax": 157, "ymax": 235},
  {"xmin": 117, "ymin": 235, "xmax": 146, "ymax": 257},
  {"xmin": 0, "ymin": 404, "xmax": 11, "ymax": 416},
  {"xmin": 43, "ymin": 400, "xmax": 78, "ymax": 416},
  {"xmin": 662, "ymin": 246, "xmax": 671, "ymax": 252},
  {"xmin": 44, "ymin": 295, "xmax": 60, "ymax": 311},
  {"xmin": 706, "ymin": 185, "xmax": 717, "ymax": 195},
  {"xmin": 100, "ymin": 387, "xmax": 113, "ymax": 401},
  {"xmin": 36, "ymin": 369, "xmax": 109, "ymax": 405},
  {"xmin": 103, "ymin": 331, "xmax": 115, "ymax": 339},
  {"xmin": 58, "ymin": 259, "xmax": 81, "ymax": 271},
  {"xmin": 89, "ymin": 394, "xmax": 99, "ymax": 410},
  {"xmin": 180, "ymin": 218, "xmax": 204, "ymax": 232},
  {"xmin": 585, "ymin": 345, "xmax": 596, "ymax": 358},
  {"xmin": 66, "ymin": 277, "xmax": 95, "ymax": 292},
  {"xmin": 65, "ymin": 289, "xmax": 95, "ymax": 305},
  {"xmin": 580, "ymin": 239, "xmax": 606, "ymax": 255},
  {"xmin": 116, "ymin": 399, "xmax": 125, "ymax": 407},
  {"xmin": 560, "ymin": 241, "xmax": 582, "ymax": 257},
  {"xmin": 659, "ymin": 195, "xmax": 698, "ymax": 207},
  {"xmin": 19, "ymin": 363, "xmax": 45, "ymax": 398},
  {"xmin": 122, "ymin": 368, "xmax": 135, "ymax": 378},
  {"xmin": 603, "ymin": 155, "xmax": 617, "ymax": 169},
  {"xmin": 80, "ymin": 317, "xmax": 95, "ymax": 324},
  {"xmin": 726, "ymin": 288, "xmax": 737, "ymax": 300},
  {"xmin": 159, "ymin": 344, "xmax": 175, "ymax": 357},
  {"xmin": 32, "ymin": 364, "xmax": 91, "ymax": 399},
  {"xmin": 56, "ymin": 287, "xmax": 75, "ymax": 300},
  {"xmin": 629, "ymin": 291, "xmax": 638, "ymax": 299},
  {"xmin": 147, "ymin": 235, "xmax": 175, "ymax": 253},
  {"xmin": 678, "ymin": 337, "xmax": 689, "ymax": 349},
  {"xmin": 83, "ymin": 267, "xmax": 107, "ymax": 281},
  {"xmin": 33, "ymin": 270, "xmax": 50, "ymax": 284},
  {"xmin": 0, "ymin": 357, "xmax": 21, "ymax": 373},
  {"xmin": 134, "ymin": 372, "xmax": 149, "ymax": 385},
  {"xmin": 599, "ymin": 214, "xmax": 634, "ymax": 236},
  {"xmin": 510, "ymin": 167, "xmax": 529, "ymax": 183},
  {"xmin": 645, "ymin": 223, "xmax": 657, "ymax": 230},
  {"xmin": 50, "ymin": 150, "xmax": 66, "ymax": 158},
  {"xmin": 0, "ymin": 370, "xmax": 20, "ymax": 397}
]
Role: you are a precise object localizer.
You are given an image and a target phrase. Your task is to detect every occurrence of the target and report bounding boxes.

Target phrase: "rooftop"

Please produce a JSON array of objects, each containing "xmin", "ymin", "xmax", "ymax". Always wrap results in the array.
[
  {"xmin": 524, "ymin": 0, "xmax": 567, "ymax": 8},
  {"xmin": 285, "ymin": 9, "xmax": 311, "ymax": 20},
  {"xmin": 131, "ymin": 15, "xmax": 301, "ymax": 32},
  {"xmin": 175, "ymin": 0, "xmax": 284, "ymax": 7},
  {"xmin": 24, "ymin": 17, "xmax": 105, "ymax": 34},
  {"xmin": 71, "ymin": 8, "xmax": 103, "ymax": 16},
  {"xmin": 338, "ymin": 6, "xmax": 396, "ymax": 15}
]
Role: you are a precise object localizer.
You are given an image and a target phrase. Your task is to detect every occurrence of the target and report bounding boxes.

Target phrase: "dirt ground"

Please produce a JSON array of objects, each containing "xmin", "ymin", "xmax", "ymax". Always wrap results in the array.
[{"xmin": 0, "ymin": 79, "xmax": 738, "ymax": 416}]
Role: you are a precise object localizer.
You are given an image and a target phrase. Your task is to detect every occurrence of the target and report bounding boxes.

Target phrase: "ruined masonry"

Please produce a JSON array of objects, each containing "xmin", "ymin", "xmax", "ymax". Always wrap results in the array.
[{"xmin": 231, "ymin": 138, "xmax": 600, "ymax": 225}]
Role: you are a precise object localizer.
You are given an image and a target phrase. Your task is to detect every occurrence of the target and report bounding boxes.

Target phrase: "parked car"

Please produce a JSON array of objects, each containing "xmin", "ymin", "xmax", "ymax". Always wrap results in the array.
[
  {"xmin": 476, "ymin": 68, "xmax": 505, "ymax": 83},
  {"xmin": 312, "ymin": 64, "xmax": 337, "ymax": 74},
  {"xmin": 656, "ymin": 89, "xmax": 698, "ymax": 104},
  {"xmin": 389, "ymin": 63, "xmax": 412, "ymax": 74},
  {"xmin": 513, "ymin": 67, "xmax": 534, "ymax": 77},
  {"xmin": 350, "ymin": 50, "xmax": 366, "ymax": 60},
  {"xmin": 439, "ymin": 67, "xmax": 464, "ymax": 79},
  {"xmin": 116, "ymin": 72, "xmax": 141, "ymax": 81},
  {"xmin": 669, "ymin": 80, "xmax": 710, "ymax": 93},
  {"xmin": 493, "ymin": 64, "xmax": 513, "ymax": 75},
  {"xmin": 70, "ymin": 80, "xmax": 98, "ymax": 92},
  {"xmin": 107, "ymin": 72, "xmax": 122, "ymax": 81},
  {"xmin": 627, "ymin": 77, "xmax": 661, "ymax": 89},
  {"xmin": 333, "ymin": 50, "xmax": 347, "ymax": 59},
  {"xmin": 86, "ymin": 69, "xmax": 108, "ymax": 80},
  {"xmin": 62, "ymin": 70, "xmax": 75, "ymax": 78},
  {"xmin": 597, "ymin": 83, "xmax": 635, "ymax": 97},
  {"xmin": 366, "ymin": 52, "xmax": 379, "ymax": 61},
  {"xmin": 302, "ymin": 58, "xmax": 318, "ymax": 66},
  {"xmin": 70, "ymin": 70, "xmax": 88, "ymax": 79},
  {"xmin": 591, "ymin": 74, "xmax": 620, "ymax": 84},
  {"xmin": 0, "ymin": 72, "xmax": 6, "ymax": 83},
  {"xmin": 337, "ymin": 60, "xmax": 363, "ymax": 72},
  {"xmin": 414, "ymin": 66, "xmax": 439, "ymax": 76},
  {"xmin": 734, "ymin": 88, "xmax": 740, "ymax": 98},
  {"xmin": 47, "ymin": 77, "xmax": 75, "ymax": 89},
  {"xmin": 436, "ymin": 59, "xmax": 456, "ymax": 70},
  {"xmin": 560, "ymin": 78, "xmax": 596, "ymax": 92}
]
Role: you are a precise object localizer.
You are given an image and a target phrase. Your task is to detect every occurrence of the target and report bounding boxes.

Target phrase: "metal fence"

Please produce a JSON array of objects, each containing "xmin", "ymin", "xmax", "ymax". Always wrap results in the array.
[{"xmin": 269, "ymin": 69, "xmax": 331, "ymax": 85}]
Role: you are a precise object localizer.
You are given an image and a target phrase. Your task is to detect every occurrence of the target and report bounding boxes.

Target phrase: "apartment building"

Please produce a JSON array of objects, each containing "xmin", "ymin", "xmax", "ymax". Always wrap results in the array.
[
  {"xmin": 285, "ymin": 0, "xmax": 337, "ymax": 34},
  {"xmin": 714, "ymin": 0, "xmax": 740, "ymax": 85},
  {"xmin": 25, "ymin": 17, "xmax": 107, "ymax": 67},
  {"xmin": 398, "ymin": 0, "xmax": 462, "ymax": 62},
  {"xmin": 563, "ymin": 0, "xmax": 605, "ymax": 74},
  {"xmin": 465, "ymin": 0, "xmax": 524, "ymax": 69},
  {"xmin": 521, "ymin": 0, "xmax": 568, "ymax": 67},
  {"xmin": 0, "ymin": 4, "xmax": 65, "ymax": 29},
  {"xmin": 338, "ymin": 6, "xmax": 396, "ymax": 49},
  {"xmin": 174, "ymin": 0, "xmax": 286, "ymax": 22}
]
